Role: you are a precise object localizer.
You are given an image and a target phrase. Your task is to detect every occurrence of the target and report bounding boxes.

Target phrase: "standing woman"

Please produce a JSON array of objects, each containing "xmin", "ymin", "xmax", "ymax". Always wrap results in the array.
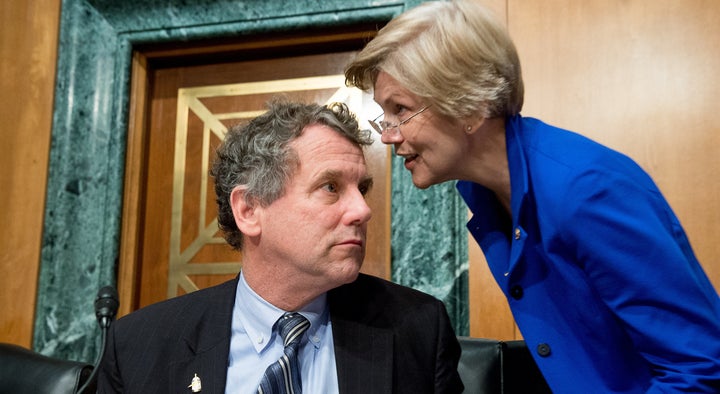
[{"xmin": 345, "ymin": 1, "xmax": 720, "ymax": 393}]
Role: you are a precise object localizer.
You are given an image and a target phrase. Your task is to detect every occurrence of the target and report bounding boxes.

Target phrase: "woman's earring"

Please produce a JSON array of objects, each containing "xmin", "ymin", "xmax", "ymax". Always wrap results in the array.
[{"xmin": 465, "ymin": 125, "xmax": 473, "ymax": 133}]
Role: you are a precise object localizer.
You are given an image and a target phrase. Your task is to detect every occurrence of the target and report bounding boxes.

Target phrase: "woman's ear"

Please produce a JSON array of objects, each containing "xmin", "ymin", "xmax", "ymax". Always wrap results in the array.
[
  {"xmin": 463, "ymin": 112, "xmax": 487, "ymax": 135},
  {"xmin": 230, "ymin": 186, "xmax": 261, "ymax": 237}
]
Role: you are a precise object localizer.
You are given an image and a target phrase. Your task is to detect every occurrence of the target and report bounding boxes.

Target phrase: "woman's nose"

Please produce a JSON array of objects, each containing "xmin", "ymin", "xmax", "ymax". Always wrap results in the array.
[{"xmin": 380, "ymin": 130, "xmax": 403, "ymax": 144}]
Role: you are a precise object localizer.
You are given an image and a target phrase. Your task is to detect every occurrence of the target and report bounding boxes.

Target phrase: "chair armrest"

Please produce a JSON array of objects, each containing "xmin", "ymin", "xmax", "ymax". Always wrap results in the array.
[{"xmin": 0, "ymin": 342, "xmax": 95, "ymax": 394}]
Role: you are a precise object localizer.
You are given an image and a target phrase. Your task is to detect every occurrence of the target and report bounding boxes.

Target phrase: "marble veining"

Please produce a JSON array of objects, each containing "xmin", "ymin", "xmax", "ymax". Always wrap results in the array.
[
  {"xmin": 35, "ymin": 0, "xmax": 128, "ymax": 363},
  {"xmin": 390, "ymin": 158, "xmax": 469, "ymax": 336},
  {"xmin": 88, "ymin": 0, "xmax": 402, "ymax": 34}
]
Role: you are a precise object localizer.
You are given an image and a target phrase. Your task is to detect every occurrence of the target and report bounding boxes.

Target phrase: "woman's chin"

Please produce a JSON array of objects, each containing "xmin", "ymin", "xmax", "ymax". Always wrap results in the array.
[
  {"xmin": 410, "ymin": 173, "xmax": 436, "ymax": 189},
  {"xmin": 406, "ymin": 160, "xmax": 442, "ymax": 189}
]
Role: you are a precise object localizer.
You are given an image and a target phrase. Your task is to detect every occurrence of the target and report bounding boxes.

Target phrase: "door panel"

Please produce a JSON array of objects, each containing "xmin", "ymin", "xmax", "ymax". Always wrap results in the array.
[{"xmin": 130, "ymin": 48, "xmax": 389, "ymax": 310}]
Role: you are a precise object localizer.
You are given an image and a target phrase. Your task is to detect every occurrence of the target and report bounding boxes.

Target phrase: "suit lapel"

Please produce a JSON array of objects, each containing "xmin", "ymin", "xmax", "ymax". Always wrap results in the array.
[
  {"xmin": 329, "ymin": 278, "xmax": 394, "ymax": 394},
  {"xmin": 332, "ymin": 315, "xmax": 393, "ymax": 394},
  {"xmin": 168, "ymin": 277, "xmax": 238, "ymax": 393},
  {"xmin": 169, "ymin": 336, "xmax": 231, "ymax": 394}
]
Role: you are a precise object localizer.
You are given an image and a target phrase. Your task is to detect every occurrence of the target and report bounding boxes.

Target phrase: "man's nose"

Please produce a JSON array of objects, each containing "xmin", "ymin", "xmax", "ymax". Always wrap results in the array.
[{"xmin": 347, "ymin": 191, "xmax": 372, "ymax": 225}]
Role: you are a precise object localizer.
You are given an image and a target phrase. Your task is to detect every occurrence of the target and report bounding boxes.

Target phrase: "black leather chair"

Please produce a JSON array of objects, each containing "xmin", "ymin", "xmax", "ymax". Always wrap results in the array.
[
  {"xmin": 458, "ymin": 337, "xmax": 503, "ymax": 393},
  {"xmin": 457, "ymin": 336, "xmax": 552, "ymax": 393},
  {"xmin": 0, "ymin": 343, "xmax": 95, "ymax": 394},
  {"xmin": 502, "ymin": 340, "xmax": 552, "ymax": 393}
]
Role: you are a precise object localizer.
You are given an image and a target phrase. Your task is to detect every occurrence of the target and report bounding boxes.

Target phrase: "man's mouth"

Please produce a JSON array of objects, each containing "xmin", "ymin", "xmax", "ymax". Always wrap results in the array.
[{"xmin": 337, "ymin": 238, "xmax": 364, "ymax": 247}]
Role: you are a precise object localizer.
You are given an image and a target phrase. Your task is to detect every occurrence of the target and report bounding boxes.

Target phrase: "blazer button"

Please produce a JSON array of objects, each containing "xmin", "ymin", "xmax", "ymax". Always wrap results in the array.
[
  {"xmin": 510, "ymin": 285, "xmax": 524, "ymax": 300},
  {"xmin": 536, "ymin": 343, "xmax": 551, "ymax": 357}
]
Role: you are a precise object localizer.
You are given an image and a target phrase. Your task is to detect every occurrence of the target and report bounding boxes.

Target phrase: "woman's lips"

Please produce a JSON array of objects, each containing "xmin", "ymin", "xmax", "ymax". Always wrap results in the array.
[{"xmin": 403, "ymin": 154, "xmax": 418, "ymax": 170}]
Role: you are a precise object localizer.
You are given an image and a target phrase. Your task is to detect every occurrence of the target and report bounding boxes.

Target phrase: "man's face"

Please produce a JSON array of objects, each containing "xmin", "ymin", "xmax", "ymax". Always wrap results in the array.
[{"xmin": 256, "ymin": 123, "xmax": 373, "ymax": 294}]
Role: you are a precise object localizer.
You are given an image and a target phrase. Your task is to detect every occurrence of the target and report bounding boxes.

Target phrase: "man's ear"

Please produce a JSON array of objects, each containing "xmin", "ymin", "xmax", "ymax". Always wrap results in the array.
[{"xmin": 230, "ymin": 186, "xmax": 261, "ymax": 237}]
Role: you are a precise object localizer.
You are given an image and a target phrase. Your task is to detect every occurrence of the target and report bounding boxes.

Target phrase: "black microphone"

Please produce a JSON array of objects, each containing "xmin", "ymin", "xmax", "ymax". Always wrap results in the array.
[
  {"xmin": 79, "ymin": 285, "xmax": 119, "ymax": 393},
  {"xmin": 94, "ymin": 285, "xmax": 119, "ymax": 329}
]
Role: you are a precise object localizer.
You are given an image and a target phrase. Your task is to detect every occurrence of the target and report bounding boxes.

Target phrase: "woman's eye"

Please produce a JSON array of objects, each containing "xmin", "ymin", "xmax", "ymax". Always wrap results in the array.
[{"xmin": 394, "ymin": 104, "xmax": 408, "ymax": 116}]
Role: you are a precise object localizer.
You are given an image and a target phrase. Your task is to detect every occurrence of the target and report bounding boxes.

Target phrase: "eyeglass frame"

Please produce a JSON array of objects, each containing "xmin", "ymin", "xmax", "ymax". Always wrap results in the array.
[{"xmin": 368, "ymin": 105, "xmax": 431, "ymax": 136}]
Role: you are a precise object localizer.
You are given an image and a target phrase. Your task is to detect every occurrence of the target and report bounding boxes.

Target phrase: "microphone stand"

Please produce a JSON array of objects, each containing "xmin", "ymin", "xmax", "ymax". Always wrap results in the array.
[{"xmin": 77, "ymin": 286, "xmax": 119, "ymax": 393}]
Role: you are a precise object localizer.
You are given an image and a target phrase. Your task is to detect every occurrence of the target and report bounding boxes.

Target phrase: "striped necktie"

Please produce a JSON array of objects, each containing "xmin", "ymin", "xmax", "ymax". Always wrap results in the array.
[{"xmin": 257, "ymin": 312, "xmax": 310, "ymax": 394}]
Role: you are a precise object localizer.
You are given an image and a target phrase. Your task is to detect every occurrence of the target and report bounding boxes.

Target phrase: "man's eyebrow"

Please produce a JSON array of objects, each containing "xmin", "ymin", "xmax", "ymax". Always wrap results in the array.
[
  {"xmin": 316, "ymin": 169, "xmax": 341, "ymax": 183},
  {"xmin": 315, "ymin": 170, "xmax": 373, "ymax": 189}
]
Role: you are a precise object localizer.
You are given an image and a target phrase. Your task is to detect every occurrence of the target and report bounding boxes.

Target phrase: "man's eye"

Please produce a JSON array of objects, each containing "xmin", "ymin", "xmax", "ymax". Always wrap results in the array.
[
  {"xmin": 323, "ymin": 183, "xmax": 338, "ymax": 193},
  {"xmin": 359, "ymin": 179, "xmax": 373, "ymax": 196}
]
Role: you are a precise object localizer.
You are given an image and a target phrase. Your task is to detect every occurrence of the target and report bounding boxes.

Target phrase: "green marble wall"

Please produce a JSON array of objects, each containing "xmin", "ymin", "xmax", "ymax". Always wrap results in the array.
[
  {"xmin": 391, "ymin": 163, "xmax": 469, "ymax": 337},
  {"xmin": 36, "ymin": 0, "xmax": 468, "ymax": 363}
]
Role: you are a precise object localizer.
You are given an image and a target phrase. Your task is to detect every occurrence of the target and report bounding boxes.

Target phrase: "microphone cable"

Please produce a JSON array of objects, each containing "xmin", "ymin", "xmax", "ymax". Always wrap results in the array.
[
  {"xmin": 77, "ymin": 285, "xmax": 119, "ymax": 393},
  {"xmin": 77, "ymin": 327, "xmax": 107, "ymax": 393}
]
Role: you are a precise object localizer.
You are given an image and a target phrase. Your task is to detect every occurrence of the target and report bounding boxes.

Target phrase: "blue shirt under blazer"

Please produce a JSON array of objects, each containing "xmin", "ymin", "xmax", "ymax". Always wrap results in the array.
[{"xmin": 457, "ymin": 115, "xmax": 720, "ymax": 393}]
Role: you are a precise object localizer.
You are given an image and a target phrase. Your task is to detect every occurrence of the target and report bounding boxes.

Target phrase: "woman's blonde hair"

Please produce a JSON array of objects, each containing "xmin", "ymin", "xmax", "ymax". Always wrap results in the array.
[{"xmin": 345, "ymin": 0, "xmax": 523, "ymax": 118}]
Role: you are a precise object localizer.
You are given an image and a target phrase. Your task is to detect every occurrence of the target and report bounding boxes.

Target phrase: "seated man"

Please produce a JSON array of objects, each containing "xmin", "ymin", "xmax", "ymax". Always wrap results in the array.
[{"xmin": 97, "ymin": 100, "xmax": 463, "ymax": 393}]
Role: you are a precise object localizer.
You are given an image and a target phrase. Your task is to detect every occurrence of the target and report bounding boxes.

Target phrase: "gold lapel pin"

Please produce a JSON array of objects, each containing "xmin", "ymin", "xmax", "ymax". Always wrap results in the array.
[{"xmin": 188, "ymin": 373, "xmax": 202, "ymax": 392}]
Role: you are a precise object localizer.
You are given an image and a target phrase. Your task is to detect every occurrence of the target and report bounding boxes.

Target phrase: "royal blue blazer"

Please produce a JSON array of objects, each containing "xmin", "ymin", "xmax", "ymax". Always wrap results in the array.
[{"xmin": 458, "ymin": 115, "xmax": 720, "ymax": 393}]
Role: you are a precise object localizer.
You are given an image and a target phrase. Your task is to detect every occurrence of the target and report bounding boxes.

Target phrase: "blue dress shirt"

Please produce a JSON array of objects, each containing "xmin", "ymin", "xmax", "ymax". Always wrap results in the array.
[
  {"xmin": 225, "ymin": 272, "xmax": 339, "ymax": 393},
  {"xmin": 457, "ymin": 115, "xmax": 720, "ymax": 393}
]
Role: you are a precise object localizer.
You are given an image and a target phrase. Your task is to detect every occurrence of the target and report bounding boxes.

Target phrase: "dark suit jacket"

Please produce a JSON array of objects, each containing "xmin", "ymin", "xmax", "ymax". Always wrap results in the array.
[{"xmin": 97, "ymin": 274, "xmax": 463, "ymax": 393}]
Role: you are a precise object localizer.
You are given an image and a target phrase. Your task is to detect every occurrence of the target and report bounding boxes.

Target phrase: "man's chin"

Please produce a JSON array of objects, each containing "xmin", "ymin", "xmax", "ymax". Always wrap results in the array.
[
  {"xmin": 342, "ymin": 270, "xmax": 361, "ymax": 285},
  {"xmin": 336, "ymin": 261, "xmax": 362, "ymax": 284}
]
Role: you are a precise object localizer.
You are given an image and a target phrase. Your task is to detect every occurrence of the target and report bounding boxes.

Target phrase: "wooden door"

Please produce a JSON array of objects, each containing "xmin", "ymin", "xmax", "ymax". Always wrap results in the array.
[{"xmin": 120, "ymin": 31, "xmax": 390, "ymax": 313}]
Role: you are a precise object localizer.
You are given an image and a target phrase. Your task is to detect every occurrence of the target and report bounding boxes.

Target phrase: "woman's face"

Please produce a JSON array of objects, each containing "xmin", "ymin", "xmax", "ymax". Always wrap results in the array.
[{"xmin": 373, "ymin": 71, "xmax": 468, "ymax": 189}]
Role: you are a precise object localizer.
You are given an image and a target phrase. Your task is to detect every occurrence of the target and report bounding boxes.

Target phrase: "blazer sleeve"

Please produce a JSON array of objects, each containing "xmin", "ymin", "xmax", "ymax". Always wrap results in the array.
[
  {"xmin": 330, "ymin": 274, "xmax": 464, "ymax": 394},
  {"xmin": 562, "ymin": 166, "xmax": 720, "ymax": 392},
  {"xmin": 432, "ymin": 299, "xmax": 465, "ymax": 394},
  {"xmin": 97, "ymin": 321, "xmax": 123, "ymax": 393}
]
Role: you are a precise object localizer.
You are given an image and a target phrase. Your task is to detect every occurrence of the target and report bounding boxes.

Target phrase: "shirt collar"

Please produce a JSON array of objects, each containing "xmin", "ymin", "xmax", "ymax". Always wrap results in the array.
[{"xmin": 234, "ymin": 271, "xmax": 328, "ymax": 353}]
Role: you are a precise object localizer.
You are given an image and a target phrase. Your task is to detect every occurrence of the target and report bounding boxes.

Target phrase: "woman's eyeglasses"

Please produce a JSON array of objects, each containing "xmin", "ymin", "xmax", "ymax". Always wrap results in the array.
[{"xmin": 368, "ymin": 105, "xmax": 431, "ymax": 136}]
